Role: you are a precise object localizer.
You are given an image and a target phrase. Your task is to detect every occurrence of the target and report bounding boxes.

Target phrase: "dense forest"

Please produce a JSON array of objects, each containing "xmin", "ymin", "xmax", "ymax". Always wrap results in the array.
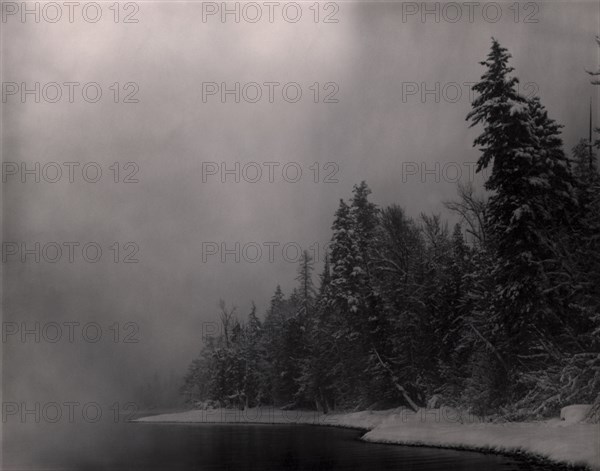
[{"xmin": 181, "ymin": 39, "xmax": 600, "ymax": 421}]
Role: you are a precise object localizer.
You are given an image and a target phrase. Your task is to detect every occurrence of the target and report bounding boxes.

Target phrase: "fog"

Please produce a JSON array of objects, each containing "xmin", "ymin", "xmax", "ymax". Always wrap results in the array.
[{"xmin": 2, "ymin": 1, "xmax": 598, "ymax": 410}]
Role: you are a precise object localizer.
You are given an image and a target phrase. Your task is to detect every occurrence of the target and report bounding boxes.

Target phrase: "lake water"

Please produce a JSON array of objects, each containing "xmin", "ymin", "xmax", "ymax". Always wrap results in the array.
[{"xmin": 3, "ymin": 422, "xmax": 547, "ymax": 470}]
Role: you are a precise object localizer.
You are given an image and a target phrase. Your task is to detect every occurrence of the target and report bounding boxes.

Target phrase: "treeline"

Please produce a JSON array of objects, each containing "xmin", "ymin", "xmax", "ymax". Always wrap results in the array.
[{"xmin": 182, "ymin": 39, "xmax": 600, "ymax": 420}]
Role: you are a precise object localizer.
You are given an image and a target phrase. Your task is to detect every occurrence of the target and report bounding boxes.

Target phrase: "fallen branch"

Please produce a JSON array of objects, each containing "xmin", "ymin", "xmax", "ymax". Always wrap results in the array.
[
  {"xmin": 372, "ymin": 347, "xmax": 419, "ymax": 412},
  {"xmin": 468, "ymin": 323, "xmax": 509, "ymax": 372}
]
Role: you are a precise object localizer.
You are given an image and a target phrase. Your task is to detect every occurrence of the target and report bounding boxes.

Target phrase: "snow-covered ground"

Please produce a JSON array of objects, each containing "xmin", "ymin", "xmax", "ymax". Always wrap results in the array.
[{"xmin": 136, "ymin": 407, "xmax": 600, "ymax": 470}]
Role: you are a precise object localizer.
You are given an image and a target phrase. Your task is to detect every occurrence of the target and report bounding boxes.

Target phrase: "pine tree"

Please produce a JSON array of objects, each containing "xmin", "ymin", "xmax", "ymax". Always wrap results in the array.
[
  {"xmin": 242, "ymin": 302, "xmax": 263, "ymax": 407},
  {"xmin": 296, "ymin": 255, "xmax": 337, "ymax": 411},
  {"xmin": 295, "ymin": 250, "xmax": 316, "ymax": 317},
  {"xmin": 467, "ymin": 38, "xmax": 582, "ymax": 413},
  {"xmin": 369, "ymin": 205, "xmax": 426, "ymax": 409},
  {"xmin": 467, "ymin": 38, "xmax": 525, "ymax": 178},
  {"xmin": 435, "ymin": 224, "xmax": 471, "ymax": 400},
  {"xmin": 467, "ymin": 41, "xmax": 542, "ymax": 340},
  {"xmin": 326, "ymin": 199, "xmax": 361, "ymax": 404},
  {"xmin": 321, "ymin": 186, "xmax": 380, "ymax": 406},
  {"xmin": 556, "ymin": 53, "xmax": 600, "ymax": 420},
  {"xmin": 350, "ymin": 182, "xmax": 385, "ymax": 368},
  {"xmin": 329, "ymin": 199, "xmax": 359, "ymax": 314},
  {"xmin": 262, "ymin": 285, "xmax": 289, "ymax": 404},
  {"xmin": 467, "ymin": 38, "xmax": 539, "ymax": 406}
]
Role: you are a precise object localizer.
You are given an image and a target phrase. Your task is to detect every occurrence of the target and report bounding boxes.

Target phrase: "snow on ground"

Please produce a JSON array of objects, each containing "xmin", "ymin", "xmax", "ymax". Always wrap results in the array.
[
  {"xmin": 561, "ymin": 405, "xmax": 593, "ymax": 424},
  {"xmin": 363, "ymin": 409, "xmax": 599, "ymax": 470},
  {"xmin": 136, "ymin": 407, "xmax": 600, "ymax": 470}
]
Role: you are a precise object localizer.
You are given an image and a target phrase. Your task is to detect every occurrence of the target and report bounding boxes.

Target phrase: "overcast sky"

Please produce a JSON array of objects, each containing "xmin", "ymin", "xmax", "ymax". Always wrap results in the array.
[{"xmin": 2, "ymin": 1, "xmax": 599, "ymax": 404}]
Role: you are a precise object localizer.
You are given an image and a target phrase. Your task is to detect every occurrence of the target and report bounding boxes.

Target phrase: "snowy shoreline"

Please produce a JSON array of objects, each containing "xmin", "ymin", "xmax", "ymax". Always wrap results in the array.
[{"xmin": 135, "ymin": 407, "xmax": 599, "ymax": 470}]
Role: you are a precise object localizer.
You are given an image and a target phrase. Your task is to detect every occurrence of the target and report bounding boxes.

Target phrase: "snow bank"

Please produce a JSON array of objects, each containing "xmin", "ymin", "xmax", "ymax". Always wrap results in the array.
[
  {"xmin": 136, "ymin": 407, "xmax": 600, "ymax": 470},
  {"xmin": 364, "ymin": 410, "xmax": 599, "ymax": 470},
  {"xmin": 560, "ymin": 405, "xmax": 593, "ymax": 424}
]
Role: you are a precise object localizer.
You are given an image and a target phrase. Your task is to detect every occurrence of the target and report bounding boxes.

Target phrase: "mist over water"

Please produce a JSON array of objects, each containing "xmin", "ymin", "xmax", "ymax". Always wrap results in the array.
[{"xmin": 2, "ymin": 1, "xmax": 599, "ymax": 467}]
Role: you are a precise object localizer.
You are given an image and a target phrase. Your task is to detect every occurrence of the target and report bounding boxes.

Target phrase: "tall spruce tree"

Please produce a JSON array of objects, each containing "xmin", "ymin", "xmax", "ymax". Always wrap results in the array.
[
  {"xmin": 295, "ymin": 255, "xmax": 335, "ymax": 410},
  {"xmin": 327, "ymin": 198, "xmax": 362, "ymax": 404},
  {"xmin": 295, "ymin": 250, "xmax": 316, "ymax": 317},
  {"xmin": 468, "ymin": 38, "xmax": 580, "ymax": 411}
]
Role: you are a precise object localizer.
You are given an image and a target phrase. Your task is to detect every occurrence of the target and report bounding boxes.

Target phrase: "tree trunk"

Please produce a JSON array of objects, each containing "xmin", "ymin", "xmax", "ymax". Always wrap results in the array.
[
  {"xmin": 586, "ymin": 393, "xmax": 600, "ymax": 423},
  {"xmin": 372, "ymin": 347, "xmax": 419, "ymax": 412}
]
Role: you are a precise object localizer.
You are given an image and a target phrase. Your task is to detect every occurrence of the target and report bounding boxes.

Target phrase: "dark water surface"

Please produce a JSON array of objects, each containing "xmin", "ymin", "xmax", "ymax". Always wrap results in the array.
[{"xmin": 3, "ymin": 422, "xmax": 545, "ymax": 470}]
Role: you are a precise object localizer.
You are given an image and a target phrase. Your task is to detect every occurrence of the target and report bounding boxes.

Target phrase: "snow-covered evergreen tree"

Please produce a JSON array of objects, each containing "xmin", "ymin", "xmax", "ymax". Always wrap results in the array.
[{"xmin": 467, "ymin": 39, "xmax": 586, "ymax": 414}]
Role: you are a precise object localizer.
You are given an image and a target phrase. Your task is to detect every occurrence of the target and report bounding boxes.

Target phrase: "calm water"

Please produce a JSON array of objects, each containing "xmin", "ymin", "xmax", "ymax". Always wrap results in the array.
[{"xmin": 3, "ymin": 422, "xmax": 545, "ymax": 470}]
